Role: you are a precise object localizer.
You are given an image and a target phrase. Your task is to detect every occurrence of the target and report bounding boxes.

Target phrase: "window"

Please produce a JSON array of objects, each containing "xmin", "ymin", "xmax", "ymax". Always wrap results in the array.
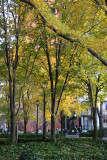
[
  {"xmin": 103, "ymin": 114, "xmax": 107, "ymax": 123},
  {"xmin": 103, "ymin": 101, "xmax": 107, "ymax": 110},
  {"xmin": 106, "ymin": 102, "xmax": 107, "ymax": 110}
]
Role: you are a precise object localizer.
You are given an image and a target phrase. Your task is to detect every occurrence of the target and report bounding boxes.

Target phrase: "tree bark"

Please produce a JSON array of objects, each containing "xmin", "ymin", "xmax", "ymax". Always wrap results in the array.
[
  {"xmin": 10, "ymin": 111, "xmax": 16, "ymax": 144},
  {"xmin": 9, "ymin": 75, "xmax": 16, "ymax": 144},
  {"xmin": 43, "ymin": 89, "xmax": 46, "ymax": 141},
  {"xmin": 2, "ymin": 0, "xmax": 16, "ymax": 144},
  {"xmin": 98, "ymin": 101, "xmax": 103, "ymax": 138},
  {"xmin": 44, "ymin": 40, "xmax": 55, "ymax": 141},
  {"xmin": 93, "ymin": 82, "xmax": 99, "ymax": 141},
  {"xmin": 51, "ymin": 113, "xmax": 55, "ymax": 142},
  {"xmin": 23, "ymin": 96, "xmax": 28, "ymax": 134},
  {"xmin": 93, "ymin": 107, "xmax": 97, "ymax": 141},
  {"xmin": 24, "ymin": 118, "xmax": 27, "ymax": 134},
  {"xmin": 36, "ymin": 104, "xmax": 39, "ymax": 134},
  {"xmin": 61, "ymin": 111, "xmax": 63, "ymax": 133},
  {"xmin": 88, "ymin": 81, "xmax": 97, "ymax": 141},
  {"xmin": 60, "ymin": 110, "xmax": 64, "ymax": 133}
]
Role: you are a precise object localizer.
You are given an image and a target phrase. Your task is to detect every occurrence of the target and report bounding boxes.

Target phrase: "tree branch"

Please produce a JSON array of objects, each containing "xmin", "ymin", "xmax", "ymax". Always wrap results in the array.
[
  {"xmin": 20, "ymin": 0, "xmax": 107, "ymax": 66},
  {"xmin": 15, "ymin": 47, "xmax": 40, "ymax": 116},
  {"xmin": 93, "ymin": 0, "xmax": 107, "ymax": 15},
  {"xmin": 87, "ymin": 48, "xmax": 107, "ymax": 66},
  {"xmin": 20, "ymin": 0, "xmax": 47, "ymax": 23},
  {"xmin": 0, "ymin": 71, "xmax": 9, "ymax": 81},
  {"xmin": 55, "ymin": 54, "xmax": 74, "ymax": 115}
]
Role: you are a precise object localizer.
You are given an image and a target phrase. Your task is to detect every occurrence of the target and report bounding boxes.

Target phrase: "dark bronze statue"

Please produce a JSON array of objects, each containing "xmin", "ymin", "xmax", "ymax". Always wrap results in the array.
[{"xmin": 68, "ymin": 111, "xmax": 77, "ymax": 134}]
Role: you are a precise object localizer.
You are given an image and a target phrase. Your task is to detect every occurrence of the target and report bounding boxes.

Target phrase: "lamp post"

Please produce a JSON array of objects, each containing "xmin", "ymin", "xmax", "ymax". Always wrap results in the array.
[
  {"xmin": 42, "ymin": 84, "xmax": 47, "ymax": 141},
  {"xmin": 36, "ymin": 100, "xmax": 39, "ymax": 134}
]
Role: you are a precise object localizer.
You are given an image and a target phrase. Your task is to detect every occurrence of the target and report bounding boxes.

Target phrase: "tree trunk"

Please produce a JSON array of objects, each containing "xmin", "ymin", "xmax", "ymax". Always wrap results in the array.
[
  {"xmin": 2, "ymin": 0, "xmax": 19, "ymax": 145},
  {"xmin": 43, "ymin": 120, "xmax": 46, "ymax": 141},
  {"xmin": 43, "ymin": 89, "xmax": 46, "ymax": 141},
  {"xmin": 9, "ymin": 77, "xmax": 16, "ymax": 144},
  {"xmin": 93, "ymin": 107, "xmax": 97, "ymax": 141},
  {"xmin": 88, "ymin": 82, "xmax": 98, "ymax": 141},
  {"xmin": 60, "ymin": 110, "xmax": 64, "ymax": 133},
  {"xmin": 11, "ymin": 111, "xmax": 16, "ymax": 144},
  {"xmin": 93, "ymin": 86, "xmax": 99, "ymax": 141},
  {"xmin": 51, "ymin": 113, "xmax": 55, "ymax": 142},
  {"xmin": 24, "ymin": 119, "xmax": 27, "ymax": 134},
  {"xmin": 99, "ymin": 101, "xmax": 103, "ymax": 138},
  {"xmin": 61, "ymin": 115, "xmax": 63, "ymax": 133},
  {"xmin": 36, "ymin": 104, "xmax": 38, "ymax": 134}
]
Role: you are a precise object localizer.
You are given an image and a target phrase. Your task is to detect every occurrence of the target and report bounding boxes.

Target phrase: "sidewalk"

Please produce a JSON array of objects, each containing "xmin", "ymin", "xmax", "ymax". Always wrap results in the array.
[
  {"xmin": 81, "ymin": 137, "xmax": 107, "ymax": 141},
  {"xmin": 102, "ymin": 137, "xmax": 107, "ymax": 141}
]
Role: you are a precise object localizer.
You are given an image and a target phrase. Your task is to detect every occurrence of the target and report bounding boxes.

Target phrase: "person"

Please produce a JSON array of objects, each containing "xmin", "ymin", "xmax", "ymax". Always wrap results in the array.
[
  {"xmin": 63, "ymin": 128, "xmax": 68, "ymax": 134},
  {"xmin": 57, "ymin": 128, "xmax": 59, "ymax": 134}
]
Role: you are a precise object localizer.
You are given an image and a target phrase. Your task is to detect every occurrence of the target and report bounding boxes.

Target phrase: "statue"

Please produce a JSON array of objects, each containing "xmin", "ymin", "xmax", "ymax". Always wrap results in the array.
[{"xmin": 68, "ymin": 111, "xmax": 77, "ymax": 134}]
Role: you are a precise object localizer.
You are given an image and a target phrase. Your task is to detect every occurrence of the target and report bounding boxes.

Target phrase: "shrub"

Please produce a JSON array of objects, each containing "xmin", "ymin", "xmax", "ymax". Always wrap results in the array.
[
  {"xmin": 19, "ymin": 151, "xmax": 40, "ymax": 160},
  {"xmin": 81, "ymin": 130, "xmax": 99, "ymax": 137}
]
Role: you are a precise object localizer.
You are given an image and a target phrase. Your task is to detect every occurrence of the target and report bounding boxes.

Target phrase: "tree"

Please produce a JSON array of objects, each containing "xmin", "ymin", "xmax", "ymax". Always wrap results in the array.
[
  {"xmin": 36, "ymin": 26, "xmax": 81, "ymax": 141},
  {"xmin": 22, "ymin": 89, "xmax": 30, "ymax": 134},
  {"xmin": 20, "ymin": 0, "xmax": 107, "ymax": 66},
  {"xmin": 0, "ymin": 0, "xmax": 41, "ymax": 144},
  {"xmin": 75, "ymin": 53, "xmax": 107, "ymax": 140},
  {"xmin": 0, "ymin": 0, "xmax": 22, "ymax": 144},
  {"xmin": 57, "ymin": 94, "xmax": 89, "ymax": 133},
  {"xmin": 96, "ymin": 88, "xmax": 107, "ymax": 138},
  {"xmin": 18, "ymin": 0, "xmax": 106, "ymax": 141},
  {"xmin": 0, "ymin": 82, "xmax": 10, "ymax": 132},
  {"xmin": 1, "ymin": 0, "xmax": 106, "ymax": 143}
]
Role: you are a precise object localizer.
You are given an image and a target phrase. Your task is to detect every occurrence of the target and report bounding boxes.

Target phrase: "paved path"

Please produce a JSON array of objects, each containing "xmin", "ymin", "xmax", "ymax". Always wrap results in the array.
[
  {"xmin": 102, "ymin": 137, "xmax": 107, "ymax": 141},
  {"xmin": 81, "ymin": 137, "xmax": 107, "ymax": 141}
]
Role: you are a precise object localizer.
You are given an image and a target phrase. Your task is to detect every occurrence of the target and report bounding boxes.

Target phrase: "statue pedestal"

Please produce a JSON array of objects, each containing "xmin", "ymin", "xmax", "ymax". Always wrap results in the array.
[{"xmin": 65, "ymin": 134, "xmax": 79, "ymax": 138}]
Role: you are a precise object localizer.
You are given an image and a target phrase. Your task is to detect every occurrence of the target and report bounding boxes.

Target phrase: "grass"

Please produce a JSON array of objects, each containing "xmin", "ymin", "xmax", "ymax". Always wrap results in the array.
[{"xmin": 0, "ymin": 133, "xmax": 107, "ymax": 160}]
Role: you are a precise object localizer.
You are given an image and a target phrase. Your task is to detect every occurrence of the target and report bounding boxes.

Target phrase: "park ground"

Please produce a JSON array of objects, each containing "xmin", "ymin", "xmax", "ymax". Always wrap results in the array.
[{"xmin": 0, "ymin": 133, "xmax": 107, "ymax": 160}]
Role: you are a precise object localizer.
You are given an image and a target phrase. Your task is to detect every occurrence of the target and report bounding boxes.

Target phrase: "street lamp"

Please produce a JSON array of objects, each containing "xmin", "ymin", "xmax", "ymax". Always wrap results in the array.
[
  {"xmin": 42, "ymin": 84, "xmax": 47, "ymax": 89},
  {"xmin": 36, "ymin": 100, "xmax": 39, "ymax": 134},
  {"xmin": 42, "ymin": 84, "xmax": 47, "ymax": 141}
]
